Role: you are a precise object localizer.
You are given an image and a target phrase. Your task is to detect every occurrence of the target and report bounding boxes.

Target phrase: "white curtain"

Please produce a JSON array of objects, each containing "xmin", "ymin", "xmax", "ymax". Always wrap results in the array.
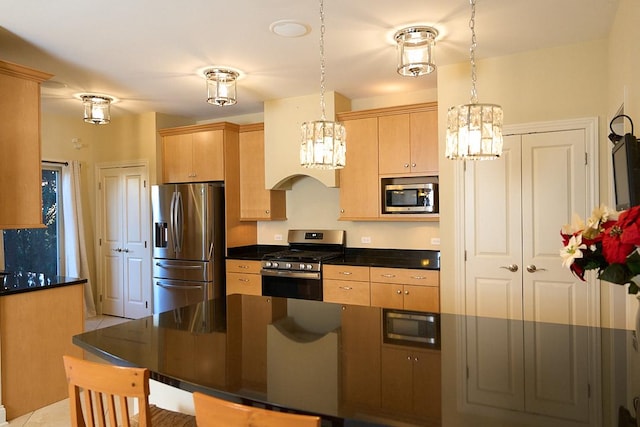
[{"xmin": 61, "ymin": 160, "xmax": 97, "ymax": 317}]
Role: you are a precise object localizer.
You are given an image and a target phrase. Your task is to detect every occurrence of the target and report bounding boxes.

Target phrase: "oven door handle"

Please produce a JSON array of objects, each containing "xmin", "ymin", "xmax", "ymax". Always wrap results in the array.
[{"xmin": 260, "ymin": 269, "xmax": 321, "ymax": 280}]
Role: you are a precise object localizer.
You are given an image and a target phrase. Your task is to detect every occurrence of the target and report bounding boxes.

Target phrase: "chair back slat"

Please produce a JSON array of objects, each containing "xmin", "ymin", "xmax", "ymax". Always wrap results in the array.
[{"xmin": 193, "ymin": 392, "xmax": 321, "ymax": 427}]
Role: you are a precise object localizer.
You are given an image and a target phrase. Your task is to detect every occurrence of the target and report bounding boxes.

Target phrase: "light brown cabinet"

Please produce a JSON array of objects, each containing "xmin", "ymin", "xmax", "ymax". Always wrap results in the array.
[
  {"xmin": 238, "ymin": 124, "xmax": 286, "ymax": 221},
  {"xmin": 337, "ymin": 117, "xmax": 379, "ymax": 220},
  {"xmin": 0, "ymin": 60, "xmax": 52, "ymax": 229},
  {"xmin": 341, "ymin": 305, "xmax": 381, "ymax": 409},
  {"xmin": 226, "ymin": 259, "xmax": 262, "ymax": 296},
  {"xmin": 337, "ymin": 103, "xmax": 438, "ymax": 222},
  {"xmin": 381, "ymin": 346, "xmax": 441, "ymax": 421},
  {"xmin": 378, "ymin": 107, "xmax": 438, "ymax": 176},
  {"xmin": 370, "ymin": 267, "xmax": 439, "ymax": 312},
  {"xmin": 323, "ymin": 264, "xmax": 370, "ymax": 306},
  {"xmin": 161, "ymin": 129, "xmax": 224, "ymax": 183}
]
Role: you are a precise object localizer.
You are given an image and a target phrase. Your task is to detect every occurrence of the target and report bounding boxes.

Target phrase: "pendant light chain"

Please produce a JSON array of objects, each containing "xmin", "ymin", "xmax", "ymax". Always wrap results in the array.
[
  {"xmin": 319, "ymin": 0, "xmax": 327, "ymax": 121},
  {"xmin": 469, "ymin": 0, "xmax": 478, "ymax": 104}
]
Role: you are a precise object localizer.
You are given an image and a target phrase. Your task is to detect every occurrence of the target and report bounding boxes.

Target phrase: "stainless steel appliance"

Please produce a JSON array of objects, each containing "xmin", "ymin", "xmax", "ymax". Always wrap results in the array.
[
  {"xmin": 383, "ymin": 308, "xmax": 440, "ymax": 349},
  {"xmin": 152, "ymin": 183, "xmax": 225, "ymax": 313},
  {"xmin": 384, "ymin": 182, "xmax": 438, "ymax": 214},
  {"xmin": 261, "ymin": 230, "xmax": 345, "ymax": 301}
]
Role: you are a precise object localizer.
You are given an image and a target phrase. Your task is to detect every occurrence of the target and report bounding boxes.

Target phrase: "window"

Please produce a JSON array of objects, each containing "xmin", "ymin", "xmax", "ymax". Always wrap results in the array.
[{"xmin": 2, "ymin": 166, "xmax": 63, "ymax": 277}]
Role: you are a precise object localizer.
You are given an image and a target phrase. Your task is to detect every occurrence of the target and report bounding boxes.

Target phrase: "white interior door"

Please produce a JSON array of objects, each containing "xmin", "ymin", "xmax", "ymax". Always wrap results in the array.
[
  {"xmin": 99, "ymin": 164, "xmax": 151, "ymax": 319},
  {"xmin": 464, "ymin": 123, "xmax": 596, "ymax": 423}
]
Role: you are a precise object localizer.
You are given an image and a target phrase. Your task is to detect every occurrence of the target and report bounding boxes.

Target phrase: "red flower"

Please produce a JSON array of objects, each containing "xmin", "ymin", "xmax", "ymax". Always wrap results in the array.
[{"xmin": 602, "ymin": 206, "xmax": 640, "ymax": 264}]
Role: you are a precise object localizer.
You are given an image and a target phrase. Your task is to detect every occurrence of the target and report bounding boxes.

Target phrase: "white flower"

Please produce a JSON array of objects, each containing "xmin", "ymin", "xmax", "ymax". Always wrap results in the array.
[
  {"xmin": 561, "ymin": 214, "xmax": 585, "ymax": 235},
  {"xmin": 560, "ymin": 234, "xmax": 587, "ymax": 268}
]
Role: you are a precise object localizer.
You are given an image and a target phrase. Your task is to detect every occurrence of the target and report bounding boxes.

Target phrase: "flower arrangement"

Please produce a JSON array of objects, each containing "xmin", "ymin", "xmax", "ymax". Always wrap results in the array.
[{"xmin": 560, "ymin": 204, "xmax": 640, "ymax": 294}]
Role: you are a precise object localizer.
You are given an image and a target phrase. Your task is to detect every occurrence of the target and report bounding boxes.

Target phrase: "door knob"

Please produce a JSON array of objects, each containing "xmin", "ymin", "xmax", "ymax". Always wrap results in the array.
[
  {"xmin": 500, "ymin": 264, "xmax": 518, "ymax": 272},
  {"xmin": 526, "ymin": 265, "xmax": 547, "ymax": 273}
]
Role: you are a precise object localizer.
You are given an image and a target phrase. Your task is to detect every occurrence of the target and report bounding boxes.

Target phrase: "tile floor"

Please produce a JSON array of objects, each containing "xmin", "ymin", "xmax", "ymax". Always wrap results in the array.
[{"xmin": 7, "ymin": 314, "xmax": 131, "ymax": 426}]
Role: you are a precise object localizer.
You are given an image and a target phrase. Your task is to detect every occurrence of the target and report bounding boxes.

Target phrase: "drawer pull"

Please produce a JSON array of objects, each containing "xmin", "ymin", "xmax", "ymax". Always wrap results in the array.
[
  {"xmin": 381, "ymin": 274, "xmax": 396, "ymax": 278},
  {"xmin": 339, "ymin": 271, "xmax": 353, "ymax": 275},
  {"xmin": 238, "ymin": 278, "xmax": 250, "ymax": 282},
  {"xmin": 339, "ymin": 286, "xmax": 353, "ymax": 290},
  {"xmin": 238, "ymin": 265, "xmax": 249, "ymax": 269},
  {"xmin": 411, "ymin": 276, "xmax": 426, "ymax": 280}
]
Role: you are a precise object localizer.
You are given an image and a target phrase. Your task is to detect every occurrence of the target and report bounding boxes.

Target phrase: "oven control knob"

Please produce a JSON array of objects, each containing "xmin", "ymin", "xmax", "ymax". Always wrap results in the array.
[
  {"xmin": 265, "ymin": 261, "xmax": 272, "ymax": 268},
  {"xmin": 272, "ymin": 262, "xmax": 279, "ymax": 268},
  {"xmin": 299, "ymin": 263, "xmax": 306, "ymax": 270},
  {"xmin": 306, "ymin": 264, "xmax": 313, "ymax": 270},
  {"xmin": 285, "ymin": 263, "xmax": 292, "ymax": 269}
]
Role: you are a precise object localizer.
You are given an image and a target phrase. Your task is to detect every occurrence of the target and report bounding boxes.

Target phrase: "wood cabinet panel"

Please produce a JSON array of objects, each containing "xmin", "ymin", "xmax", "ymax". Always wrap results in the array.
[
  {"xmin": 338, "ymin": 117, "xmax": 379, "ymax": 219},
  {"xmin": 0, "ymin": 60, "xmax": 52, "ymax": 229},
  {"xmin": 410, "ymin": 110, "xmax": 438, "ymax": 175},
  {"xmin": 238, "ymin": 125, "xmax": 286, "ymax": 220},
  {"xmin": 403, "ymin": 285, "xmax": 439, "ymax": 312},
  {"xmin": 370, "ymin": 282, "xmax": 404, "ymax": 309},
  {"xmin": 323, "ymin": 279, "xmax": 370, "ymax": 306},
  {"xmin": 370, "ymin": 267, "xmax": 439, "ymax": 312},
  {"xmin": 226, "ymin": 259, "xmax": 262, "ymax": 295},
  {"xmin": 378, "ymin": 114, "xmax": 411, "ymax": 175},
  {"xmin": 323, "ymin": 264, "xmax": 370, "ymax": 282},
  {"xmin": 370, "ymin": 267, "xmax": 439, "ymax": 286},
  {"xmin": 192, "ymin": 130, "xmax": 224, "ymax": 181}
]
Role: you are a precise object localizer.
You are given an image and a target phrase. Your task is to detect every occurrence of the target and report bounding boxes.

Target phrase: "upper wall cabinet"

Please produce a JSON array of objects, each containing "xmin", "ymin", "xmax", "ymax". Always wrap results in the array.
[
  {"xmin": 378, "ymin": 105, "xmax": 438, "ymax": 177},
  {"xmin": 238, "ymin": 124, "xmax": 286, "ymax": 221},
  {"xmin": 160, "ymin": 127, "xmax": 225, "ymax": 183},
  {"xmin": 0, "ymin": 60, "xmax": 52, "ymax": 229}
]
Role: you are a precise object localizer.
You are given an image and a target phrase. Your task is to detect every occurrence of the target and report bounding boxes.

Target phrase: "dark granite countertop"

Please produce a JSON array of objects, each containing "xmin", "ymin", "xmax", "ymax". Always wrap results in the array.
[
  {"xmin": 0, "ymin": 271, "xmax": 87, "ymax": 296},
  {"xmin": 73, "ymin": 295, "xmax": 632, "ymax": 427},
  {"xmin": 227, "ymin": 245, "xmax": 440, "ymax": 270}
]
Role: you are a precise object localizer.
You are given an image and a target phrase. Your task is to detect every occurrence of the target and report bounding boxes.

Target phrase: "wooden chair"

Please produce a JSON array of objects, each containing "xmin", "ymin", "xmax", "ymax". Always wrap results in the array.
[
  {"xmin": 193, "ymin": 392, "xmax": 321, "ymax": 427},
  {"xmin": 63, "ymin": 355, "xmax": 195, "ymax": 427}
]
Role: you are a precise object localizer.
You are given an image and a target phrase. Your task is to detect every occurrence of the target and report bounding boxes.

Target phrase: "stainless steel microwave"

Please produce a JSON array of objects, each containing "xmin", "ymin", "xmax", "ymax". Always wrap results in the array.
[
  {"xmin": 383, "ymin": 309, "xmax": 440, "ymax": 348},
  {"xmin": 384, "ymin": 183, "xmax": 438, "ymax": 214}
]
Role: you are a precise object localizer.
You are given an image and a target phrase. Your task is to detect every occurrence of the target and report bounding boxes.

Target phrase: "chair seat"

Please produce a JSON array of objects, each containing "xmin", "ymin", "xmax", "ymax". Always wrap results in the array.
[{"xmin": 130, "ymin": 405, "xmax": 196, "ymax": 427}]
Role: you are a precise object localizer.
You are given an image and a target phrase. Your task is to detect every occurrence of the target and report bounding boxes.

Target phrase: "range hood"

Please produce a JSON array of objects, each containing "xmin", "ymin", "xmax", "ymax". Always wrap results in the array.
[{"xmin": 264, "ymin": 91, "xmax": 351, "ymax": 190}]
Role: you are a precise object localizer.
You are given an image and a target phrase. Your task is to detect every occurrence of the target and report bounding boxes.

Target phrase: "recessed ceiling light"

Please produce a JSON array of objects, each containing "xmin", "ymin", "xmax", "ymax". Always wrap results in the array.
[{"xmin": 270, "ymin": 20, "xmax": 310, "ymax": 38}]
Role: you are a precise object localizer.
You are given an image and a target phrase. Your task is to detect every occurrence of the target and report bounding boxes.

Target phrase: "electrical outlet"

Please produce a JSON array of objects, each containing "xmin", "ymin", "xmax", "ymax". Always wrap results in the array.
[
  {"xmin": 361, "ymin": 236, "xmax": 371, "ymax": 244},
  {"xmin": 274, "ymin": 234, "xmax": 283, "ymax": 241},
  {"xmin": 431, "ymin": 237, "xmax": 441, "ymax": 245}
]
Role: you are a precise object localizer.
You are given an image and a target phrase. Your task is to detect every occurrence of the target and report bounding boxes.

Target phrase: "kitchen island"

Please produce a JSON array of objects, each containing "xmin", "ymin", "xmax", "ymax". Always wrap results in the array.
[
  {"xmin": 72, "ymin": 293, "xmax": 640, "ymax": 427},
  {"xmin": 0, "ymin": 273, "xmax": 85, "ymax": 420}
]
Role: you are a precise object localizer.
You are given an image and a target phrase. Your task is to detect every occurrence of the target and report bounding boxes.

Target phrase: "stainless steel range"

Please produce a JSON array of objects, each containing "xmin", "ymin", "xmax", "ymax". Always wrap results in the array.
[{"xmin": 261, "ymin": 229, "xmax": 346, "ymax": 301}]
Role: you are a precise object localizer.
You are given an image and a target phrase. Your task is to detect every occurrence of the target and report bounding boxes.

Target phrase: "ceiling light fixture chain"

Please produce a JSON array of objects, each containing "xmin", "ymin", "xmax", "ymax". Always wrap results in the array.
[
  {"xmin": 319, "ymin": 0, "xmax": 327, "ymax": 121},
  {"xmin": 469, "ymin": 0, "xmax": 478, "ymax": 104}
]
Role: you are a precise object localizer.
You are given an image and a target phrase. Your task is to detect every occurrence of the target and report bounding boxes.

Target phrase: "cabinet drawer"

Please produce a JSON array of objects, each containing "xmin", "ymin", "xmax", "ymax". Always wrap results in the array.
[
  {"xmin": 370, "ymin": 267, "xmax": 439, "ymax": 287},
  {"xmin": 323, "ymin": 279, "xmax": 370, "ymax": 306},
  {"xmin": 226, "ymin": 259, "xmax": 262, "ymax": 275},
  {"xmin": 226, "ymin": 272, "xmax": 261, "ymax": 296},
  {"xmin": 323, "ymin": 265, "xmax": 370, "ymax": 282}
]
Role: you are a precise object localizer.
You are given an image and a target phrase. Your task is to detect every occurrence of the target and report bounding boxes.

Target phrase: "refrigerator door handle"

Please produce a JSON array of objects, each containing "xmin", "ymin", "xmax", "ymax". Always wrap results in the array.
[
  {"xmin": 170, "ymin": 191, "xmax": 178, "ymax": 253},
  {"xmin": 155, "ymin": 262, "xmax": 204, "ymax": 270},
  {"xmin": 175, "ymin": 191, "xmax": 184, "ymax": 253},
  {"xmin": 156, "ymin": 281, "xmax": 204, "ymax": 291}
]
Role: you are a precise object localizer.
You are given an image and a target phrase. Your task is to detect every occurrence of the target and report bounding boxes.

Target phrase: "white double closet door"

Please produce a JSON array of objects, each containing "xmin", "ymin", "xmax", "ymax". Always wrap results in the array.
[
  {"xmin": 463, "ymin": 120, "xmax": 599, "ymax": 424},
  {"xmin": 97, "ymin": 164, "xmax": 152, "ymax": 319}
]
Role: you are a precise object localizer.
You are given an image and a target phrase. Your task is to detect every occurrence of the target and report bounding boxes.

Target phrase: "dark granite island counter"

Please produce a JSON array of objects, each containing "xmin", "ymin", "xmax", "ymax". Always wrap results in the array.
[{"xmin": 74, "ymin": 294, "xmax": 640, "ymax": 427}]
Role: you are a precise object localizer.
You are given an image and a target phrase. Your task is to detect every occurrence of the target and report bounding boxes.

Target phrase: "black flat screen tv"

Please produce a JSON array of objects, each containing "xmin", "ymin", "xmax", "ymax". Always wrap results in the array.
[{"xmin": 612, "ymin": 133, "xmax": 640, "ymax": 211}]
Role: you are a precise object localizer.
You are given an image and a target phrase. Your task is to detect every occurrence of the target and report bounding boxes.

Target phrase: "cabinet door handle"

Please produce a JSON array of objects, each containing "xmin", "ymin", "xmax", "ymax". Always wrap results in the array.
[
  {"xmin": 339, "ymin": 271, "xmax": 352, "ymax": 275},
  {"xmin": 404, "ymin": 290, "xmax": 409, "ymax": 295},
  {"xmin": 396, "ymin": 290, "xmax": 402, "ymax": 295},
  {"xmin": 340, "ymin": 209, "xmax": 345, "ymax": 213},
  {"xmin": 265, "ymin": 210, "xmax": 270, "ymax": 214},
  {"xmin": 404, "ymin": 163, "xmax": 409, "ymax": 168},
  {"xmin": 339, "ymin": 286, "xmax": 353, "ymax": 291},
  {"xmin": 411, "ymin": 163, "xmax": 416, "ymax": 167}
]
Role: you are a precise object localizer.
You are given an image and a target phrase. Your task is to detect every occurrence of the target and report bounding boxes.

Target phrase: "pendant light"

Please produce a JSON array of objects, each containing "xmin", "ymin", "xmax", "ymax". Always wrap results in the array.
[
  {"xmin": 300, "ymin": 0, "xmax": 346, "ymax": 169},
  {"xmin": 446, "ymin": 0, "xmax": 503, "ymax": 160},
  {"xmin": 80, "ymin": 94, "xmax": 113, "ymax": 125}
]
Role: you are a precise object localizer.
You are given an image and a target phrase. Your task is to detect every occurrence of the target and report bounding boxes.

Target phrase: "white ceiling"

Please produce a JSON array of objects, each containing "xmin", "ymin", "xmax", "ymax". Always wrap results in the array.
[{"xmin": 0, "ymin": 0, "xmax": 619, "ymax": 122}]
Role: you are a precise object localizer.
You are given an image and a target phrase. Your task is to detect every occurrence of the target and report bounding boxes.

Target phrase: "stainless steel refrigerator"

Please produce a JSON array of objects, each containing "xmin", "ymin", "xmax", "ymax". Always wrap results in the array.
[{"xmin": 151, "ymin": 182, "xmax": 225, "ymax": 313}]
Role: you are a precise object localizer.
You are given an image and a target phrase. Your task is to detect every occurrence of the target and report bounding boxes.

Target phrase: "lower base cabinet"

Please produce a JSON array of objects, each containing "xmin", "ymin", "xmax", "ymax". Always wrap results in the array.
[
  {"xmin": 381, "ymin": 346, "xmax": 441, "ymax": 422},
  {"xmin": 226, "ymin": 259, "xmax": 262, "ymax": 296}
]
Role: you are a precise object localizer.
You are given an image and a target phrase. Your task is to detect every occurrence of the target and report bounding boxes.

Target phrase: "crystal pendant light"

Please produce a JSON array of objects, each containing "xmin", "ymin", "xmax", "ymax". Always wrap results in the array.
[
  {"xmin": 81, "ymin": 94, "xmax": 113, "ymax": 125},
  {"xmin": 446, "ymin": 0, "xmax": 503, "ymax": 160},
  {"xmin": 394, "ymin": 26, "xmax": 438, "ymax": 77},
  {"xmin": 204, "ymin": 68, "xmax": 239, "ymax": 106},
  {"xmin": 300, "ymin": 0, "xmax": 346, "ymax": 169}
]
